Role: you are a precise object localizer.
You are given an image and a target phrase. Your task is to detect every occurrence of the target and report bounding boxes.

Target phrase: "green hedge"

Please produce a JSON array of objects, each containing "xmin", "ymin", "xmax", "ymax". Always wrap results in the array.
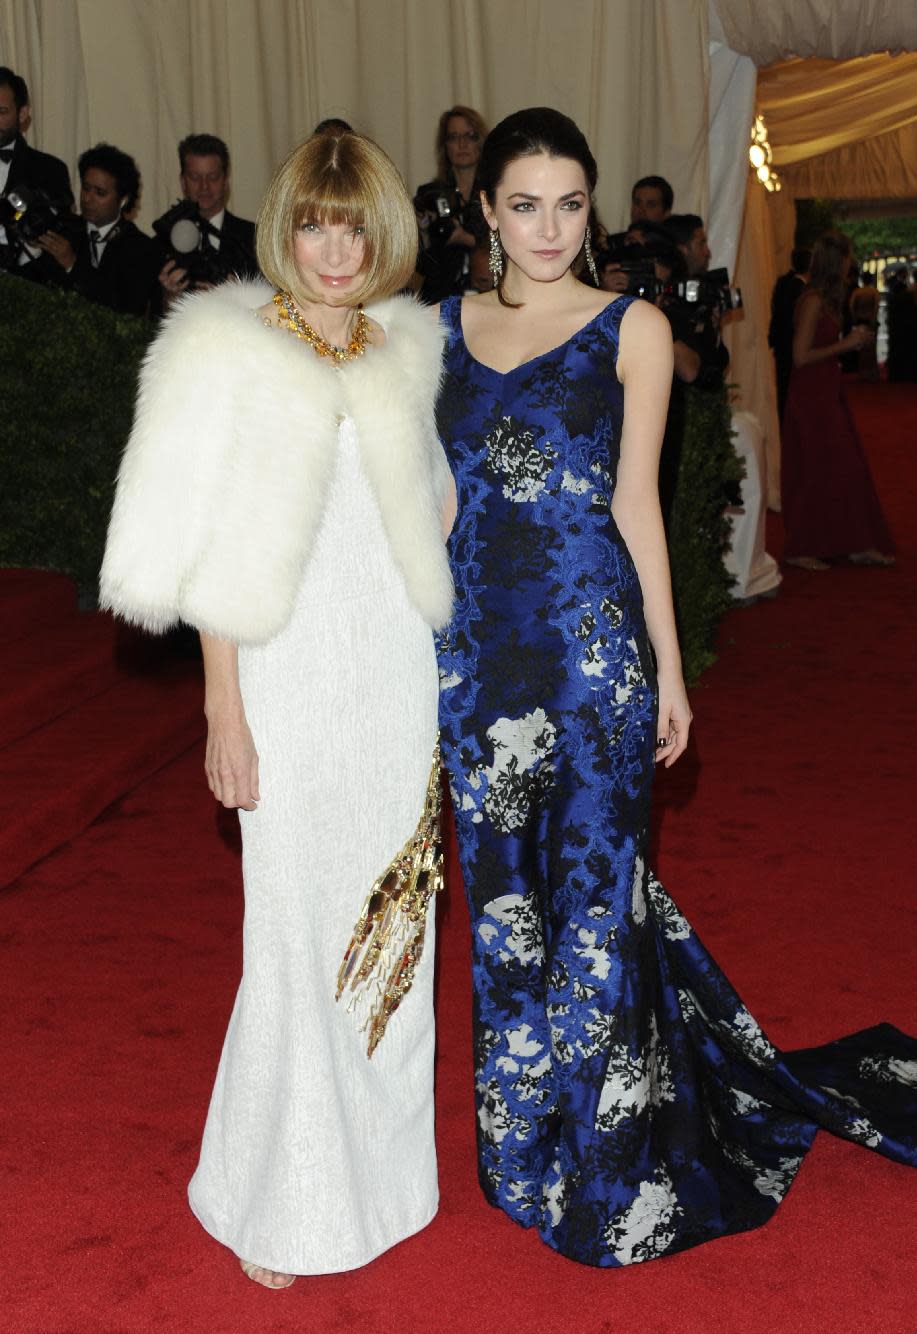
[
  {"xmin": 0, "ymin": 274, "xmax": 738, "ymax": 680},
  {"xmin": 669, "ymin": 382, "xmax": 744, "ymax": 683},
  {"xmin": 0, "ymin": 274, "xmax": 153, "ymax": 597}
]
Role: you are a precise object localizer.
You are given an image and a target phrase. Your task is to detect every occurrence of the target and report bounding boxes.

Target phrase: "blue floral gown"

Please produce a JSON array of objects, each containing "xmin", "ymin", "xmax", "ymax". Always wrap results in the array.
[{"xmin": 434, "ymin": 293, "xmax": 917, "ymax": 1267}]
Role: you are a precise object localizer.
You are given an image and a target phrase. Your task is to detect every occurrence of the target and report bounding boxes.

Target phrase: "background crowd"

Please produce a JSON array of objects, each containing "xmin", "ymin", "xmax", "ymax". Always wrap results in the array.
[{"xmin": 1, "ymin": 64, "xmax": 905, "ymax": 603}]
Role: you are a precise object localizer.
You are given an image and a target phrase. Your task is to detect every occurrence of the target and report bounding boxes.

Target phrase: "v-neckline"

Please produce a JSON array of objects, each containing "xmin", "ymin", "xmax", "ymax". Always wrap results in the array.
[{"xmin": 457, "ymin": 296, "xmax": 626, "ymax": 379}]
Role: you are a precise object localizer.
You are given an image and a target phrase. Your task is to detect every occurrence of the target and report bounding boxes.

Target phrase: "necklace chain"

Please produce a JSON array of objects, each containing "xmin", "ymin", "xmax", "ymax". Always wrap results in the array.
[{"xmin": 273, "ymin": 290, "xmax": 370, "ymax": 363}]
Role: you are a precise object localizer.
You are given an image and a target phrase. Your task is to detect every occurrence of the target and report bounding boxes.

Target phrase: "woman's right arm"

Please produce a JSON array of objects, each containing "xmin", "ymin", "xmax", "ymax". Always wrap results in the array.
[
  {"xmin": 200, "ymin": 633, "xmax": 260, "ymax": 811},
  {"xmin": 793, "ymin": 293, "xmax": 869, "ymax": 367}
]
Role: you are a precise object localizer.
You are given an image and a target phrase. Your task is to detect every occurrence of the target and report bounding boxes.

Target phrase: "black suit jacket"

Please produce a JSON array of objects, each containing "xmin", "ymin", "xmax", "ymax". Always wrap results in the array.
[
  {"xmin": 63, "ymin": 218, "xmax": 159, "ymax": 316},
  {"xmin": 4, "ymin": 135, "xmax": 73, "ymax": 207},
  {"xmin": 768, "ymin": 271, "xmax": 805, "ymax": 354},
  {"xmin": 219, "ymin": 210, "xmax": 258, "ymax": 277},
  {"xmin": 149, "ymin": 206, "xmax": 258, "ymax": 313},
  {"xmin": 151, "ymin": 207, "xmax": 258, "ymax": 280}
]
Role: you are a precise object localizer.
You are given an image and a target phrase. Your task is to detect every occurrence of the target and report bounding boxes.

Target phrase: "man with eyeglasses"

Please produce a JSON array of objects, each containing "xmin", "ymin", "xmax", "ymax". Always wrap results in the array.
[{"xmin": 413, "ymin": 105, "xmax": 489, "ymax": 303}]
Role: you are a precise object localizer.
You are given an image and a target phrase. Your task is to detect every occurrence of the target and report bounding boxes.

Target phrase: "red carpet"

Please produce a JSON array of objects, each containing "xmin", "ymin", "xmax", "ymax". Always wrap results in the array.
[
  {"xmin": 1, "ymin": 380, "xmax": 915, "ymax": 1332},
  {"xmin": 0, "ymin": 578, "xmax": 204, "ymax": 887}
]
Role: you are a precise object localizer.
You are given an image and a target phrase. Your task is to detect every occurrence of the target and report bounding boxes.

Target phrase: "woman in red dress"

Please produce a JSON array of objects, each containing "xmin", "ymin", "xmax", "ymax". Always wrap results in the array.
[{"xmin": 781, "ymin": 232, "xmax": 894, "ymax": 570}]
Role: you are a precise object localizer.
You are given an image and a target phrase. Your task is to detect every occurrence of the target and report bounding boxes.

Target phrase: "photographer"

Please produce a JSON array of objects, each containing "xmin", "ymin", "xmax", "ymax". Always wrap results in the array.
[
  {"xmin": 414, "ymin": 105, "xmax": 488, "ymax": 303},
  {"xmin": 602, "ymin": 175, "xmax": 674, "ymax": 293},
  {"xmin": 21, "ymin": 143, "xmax": 159, "ymax": 316},
  {"xmin": 0, "ymin": 65, "xmax": 74, "ymax": 273},
  {"xmin": 630, "ymin": 174, "xmax": 673, "ymax": 224},
  {"xmin": 659, "ymin": 213, "xmax": 729, "ymax": 390},
  {"xmin": 155, "ymin": 133, "xmax": 257, "ymax": 309}
]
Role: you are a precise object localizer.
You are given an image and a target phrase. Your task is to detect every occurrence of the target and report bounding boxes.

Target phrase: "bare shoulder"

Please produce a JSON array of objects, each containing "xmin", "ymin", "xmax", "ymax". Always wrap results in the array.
[
  {"xmin": 619, "ymin": 296, "xmax": 670, "ymax": 335},
  {"xmin": 619, "ymin": 297, "xmax": 672, "ymax": 351},
  {"xmin": 794, "ymin": 287, "xmax": 822, "ymax": 325},
  {"xmin": 617, "ymin": 299, "xmax": 673, "ymax": 382}
]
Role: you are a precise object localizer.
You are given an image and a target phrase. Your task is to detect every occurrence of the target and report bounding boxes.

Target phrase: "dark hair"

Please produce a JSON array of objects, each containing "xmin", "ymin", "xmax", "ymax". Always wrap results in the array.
[
  {"xmin": 178, "ymin": 133, "xmax": 229, "ymax": 174},
  {"xmin": 661, "ymin": 213, "xmax": 704, "ymax": 249},
  {"xmin": 808, "ymin": 231, "xmax": 852, "ymax": 317},
  {"xmin": 313, "ymin": 117, "xmax": 353, "ymax": 135},
  {"xmin": 478, "ymin": 107, "xmax": 597, "ymax": 307},
  {"xmin": 78, "ymin": 142, "xmax": 142, "ymax": 213},
  {"xmin": 642, "ymin": 237, "xmax": 686, "ymax": 280},
  {"xmin": 791, "ymin": 247, "xmax": 811, "ymax": 275},
  {"xmin": 631, "ymin": 174, "xmax": 673, "ymax": 214},
  {"xmin": 0, "ymin": 66, "xmax": 29, "ymax": 111}
]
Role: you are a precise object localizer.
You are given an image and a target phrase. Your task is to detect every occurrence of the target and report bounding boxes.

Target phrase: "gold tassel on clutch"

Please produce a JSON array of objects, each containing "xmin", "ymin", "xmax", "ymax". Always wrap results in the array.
[{"xmin": 335, "ymin": 746, "xmax": 444, "ymax": 1058}]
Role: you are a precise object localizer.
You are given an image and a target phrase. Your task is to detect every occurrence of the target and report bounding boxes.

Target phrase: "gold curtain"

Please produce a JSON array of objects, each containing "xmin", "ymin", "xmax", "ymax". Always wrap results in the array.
[
  {"xmin": 0, "ymin": 0, "xmax": 710, "ymax": 233},
  {"xmin": 731, "ymin": 46, "xmax": 917, "ymax": 504},
  {"xmin": 759, "ymin": 52, "xmax": 917, "ymax": 170}
]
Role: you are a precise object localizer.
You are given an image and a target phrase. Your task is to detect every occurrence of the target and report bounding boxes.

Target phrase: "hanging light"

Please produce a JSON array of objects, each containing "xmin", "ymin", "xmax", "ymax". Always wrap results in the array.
[{"xmin": 749, "ymin": 114, "xmax": 780, "ymax": 193}]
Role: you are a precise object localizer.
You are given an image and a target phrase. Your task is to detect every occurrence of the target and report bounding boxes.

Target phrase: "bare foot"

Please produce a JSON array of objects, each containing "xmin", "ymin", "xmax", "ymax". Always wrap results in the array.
[
  {"xmin": 240, "ymin": 1258, "xmax": 296, "ymax": 1288},
  {"xmin": 785, "ymin": 556, "xmax": 830, "ymax": 571}
]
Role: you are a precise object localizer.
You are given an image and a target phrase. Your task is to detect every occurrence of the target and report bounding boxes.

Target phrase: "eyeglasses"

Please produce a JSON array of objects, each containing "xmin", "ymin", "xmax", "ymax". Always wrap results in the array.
[{"xmin": 446, "ymin": 131, "xmax": 480, "ymax": 144}]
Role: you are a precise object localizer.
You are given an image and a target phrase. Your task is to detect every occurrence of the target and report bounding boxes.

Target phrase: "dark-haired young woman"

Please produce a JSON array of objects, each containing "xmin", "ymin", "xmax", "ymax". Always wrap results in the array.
[
  {"xmin": 435, "ymin": 107, "xmax": 917, "ymax": 1268},
  {"xmin": 781, "ymin": 231, "xmax": 894, "ymax": 570}
]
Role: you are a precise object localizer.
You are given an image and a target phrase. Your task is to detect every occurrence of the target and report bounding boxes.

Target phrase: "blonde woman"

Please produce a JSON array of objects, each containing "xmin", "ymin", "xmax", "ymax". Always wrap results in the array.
[
  {"xmin": 415, "ymin": 104, "xmax": 489, "ymax": 302},
  {"xmin": 101, "ymin": 130, "xmax": 455, "ymax": 1285}
]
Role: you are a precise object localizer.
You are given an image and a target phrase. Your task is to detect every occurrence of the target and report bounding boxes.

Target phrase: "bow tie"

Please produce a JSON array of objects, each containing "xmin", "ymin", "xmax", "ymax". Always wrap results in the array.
[{"xmin": 0, "ymin": 147, "xmax": 14, "ymax": 164}]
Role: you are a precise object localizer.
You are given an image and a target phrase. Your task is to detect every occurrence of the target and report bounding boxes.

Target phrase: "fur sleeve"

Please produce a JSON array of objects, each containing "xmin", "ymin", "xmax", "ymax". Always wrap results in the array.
[{"xmin": 99, "ymin": 290, "xmax": 239, "ymax": 633}]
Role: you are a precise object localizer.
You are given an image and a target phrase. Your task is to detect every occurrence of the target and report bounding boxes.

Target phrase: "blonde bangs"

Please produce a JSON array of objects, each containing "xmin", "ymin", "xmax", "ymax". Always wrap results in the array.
[{"xmin": 257, "ymin": 132, "xmax": 419, "ymax": 308}]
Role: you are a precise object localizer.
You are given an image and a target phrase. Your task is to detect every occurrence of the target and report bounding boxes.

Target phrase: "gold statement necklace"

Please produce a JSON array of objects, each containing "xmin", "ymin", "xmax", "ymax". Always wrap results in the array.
[{"xmin": 273, "ymin": 289, "xmax": 370, "ymax": 363}]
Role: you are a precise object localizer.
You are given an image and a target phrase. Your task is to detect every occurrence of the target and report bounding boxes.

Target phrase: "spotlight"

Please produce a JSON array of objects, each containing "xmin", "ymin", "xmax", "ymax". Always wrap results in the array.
[{"xmin": 749, "ymin": 113, "xmax": 780, "ymax": 193}]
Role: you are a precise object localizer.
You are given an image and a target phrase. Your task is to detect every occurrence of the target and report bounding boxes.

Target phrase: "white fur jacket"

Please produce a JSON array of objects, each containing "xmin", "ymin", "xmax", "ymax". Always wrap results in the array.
[{"xmin": 99, "ymin": 279, "xmax": 454, "ymax": 643}]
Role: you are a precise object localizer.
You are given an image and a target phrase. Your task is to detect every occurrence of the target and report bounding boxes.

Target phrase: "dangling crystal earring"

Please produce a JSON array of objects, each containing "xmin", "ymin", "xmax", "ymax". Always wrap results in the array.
[
  {"xmin": 488, "ymin": 227, "xmax": 503, "ymax": 286},
  {"xmin": 584, "ymin": 224, "xmax": 599, "ymax": 285}
]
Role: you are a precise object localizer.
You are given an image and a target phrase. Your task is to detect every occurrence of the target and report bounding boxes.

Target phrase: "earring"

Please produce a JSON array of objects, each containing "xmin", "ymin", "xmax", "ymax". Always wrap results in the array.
[
  {"xmin": 584, "ymin": 225, "xmax": 599, "ymax": 285},
  {"xmin": 488, "ymin": 227, "xmax": 503, "ymax": 285}
]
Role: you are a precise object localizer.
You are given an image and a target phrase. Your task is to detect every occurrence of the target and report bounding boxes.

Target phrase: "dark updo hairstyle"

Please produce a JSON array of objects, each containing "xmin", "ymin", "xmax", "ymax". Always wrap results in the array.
[{"xmin": 478, "ymin": 107, "xmax": 598, "ymax": 307}]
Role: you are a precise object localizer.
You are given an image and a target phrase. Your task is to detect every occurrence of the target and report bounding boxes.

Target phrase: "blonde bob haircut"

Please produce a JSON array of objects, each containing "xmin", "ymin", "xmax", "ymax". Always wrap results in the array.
[{"xmin": 257, "ymin": 130, "xmax": 418, "ymax": 308}]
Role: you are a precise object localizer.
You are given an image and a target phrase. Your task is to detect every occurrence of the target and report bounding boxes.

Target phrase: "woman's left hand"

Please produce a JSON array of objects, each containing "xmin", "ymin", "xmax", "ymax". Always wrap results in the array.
[{"xmin": 655, "ymin": 673, "xmax": 692, "ymax": 768}]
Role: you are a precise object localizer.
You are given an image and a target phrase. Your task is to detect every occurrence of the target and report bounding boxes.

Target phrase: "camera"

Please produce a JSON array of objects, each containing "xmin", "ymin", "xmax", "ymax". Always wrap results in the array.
[
  {"xmin": 671, "ymin": 267, "xmax": 742, "ymax": 314},
  {"xmin": 599, "ymin": 239, "xmax": 666, "ymax": 300},
  {"xmin": 612, "ymin": 257, "xmax": 664, "ymax": 300},
  {"xmin": 412, "ymin": 184, "xmax": 456, "ymax": 246},
  {"xmin": 0, "ymin": 184, "xmax": 78, "ymax": 246},
  {"xmin": 152, "ymin": 199, "xmax": 235, "ymax": 288}
]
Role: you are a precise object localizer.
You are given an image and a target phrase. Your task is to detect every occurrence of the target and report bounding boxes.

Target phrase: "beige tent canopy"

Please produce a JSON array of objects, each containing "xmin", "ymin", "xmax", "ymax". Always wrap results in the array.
[{"xmin": 711, "ymin": 0, "xmax": 917, "ymax": 501}]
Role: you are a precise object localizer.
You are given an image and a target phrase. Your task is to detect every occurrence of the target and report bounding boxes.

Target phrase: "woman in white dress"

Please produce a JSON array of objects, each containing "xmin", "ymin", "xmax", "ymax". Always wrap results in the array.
[{"xmin": 100, "ymin": 130, "xmax": 455, "ymax": 1287}]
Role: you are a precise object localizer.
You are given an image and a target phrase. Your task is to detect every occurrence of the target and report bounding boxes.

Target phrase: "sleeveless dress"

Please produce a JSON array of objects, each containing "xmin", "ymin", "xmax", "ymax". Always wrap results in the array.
[
  {"xmin": 434, "ymin": 293, "xmax": 917, "ymax": 1267},
  {"xmin": 781, "ymin": 298, "xmax": 893, "ymax": 558},
  {"xmin": 188, "ymin": 418, "xmax": 440, "ymax": 1274}
]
